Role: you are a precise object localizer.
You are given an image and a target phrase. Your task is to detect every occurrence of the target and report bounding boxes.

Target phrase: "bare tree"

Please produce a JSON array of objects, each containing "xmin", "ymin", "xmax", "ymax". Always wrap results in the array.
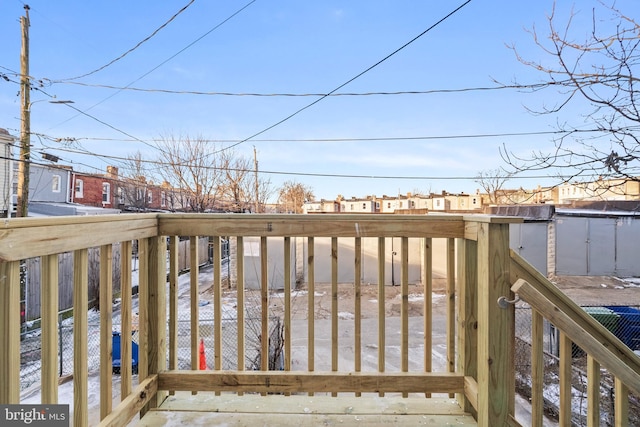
[
  {"xmin": 277, "ymin": 181, "xmax": 314, "ymax": 213},
  {"xmin": 155, "ymin": 133, "xmax": 222, "ymax": 212},
  {"xmin": 502, "ymin": 2, "xmax": 640, "ymax": 189},
  {"xmin": 119, "ymin": 151, "xmax": 153, "ymax": 211},
  {"xmin": 219, "ymin": 150, "xmax": 252, "ymax": 213},
  {"xmin": 254, "ymin": 175, "xmax": 274, "ymax": 213},
  {"xmin": 475, "ymin": 169, "xmax": 513, "ymax": 205}
]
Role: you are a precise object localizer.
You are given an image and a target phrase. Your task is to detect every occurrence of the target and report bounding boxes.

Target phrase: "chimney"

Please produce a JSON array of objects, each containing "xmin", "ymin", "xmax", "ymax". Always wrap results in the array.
[{"xmin": 107, "ymin": 166, "xmax": 119, "ymax": 178}]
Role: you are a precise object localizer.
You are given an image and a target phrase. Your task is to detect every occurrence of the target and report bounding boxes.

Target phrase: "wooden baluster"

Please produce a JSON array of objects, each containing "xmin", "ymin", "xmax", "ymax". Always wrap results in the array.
[
  {"xmin": 424, "ymin": 238, "xmax": 433, "ymax": 398},
  {"xmin": 99, "ymin": 245, "xmax": 112, "ymax": 419},
  {"xmin": 73, "ymin": 250, "xmax": 88, "ymax": 427},
  {"xmin": 614, "ymin": 378, "xmax": 629, "ymax": 427},
  {"xmin": 0, "ymin": 260, "xmax": 20, "ymax": 404},
  {"xmin": 531, "ymin": 310, "xmax": 544, "ymax": 427},
  {"xmin": 237, "ymin": 237, "xmax": 245, "ymax": 395},
  {"xmin": 167, "ymin": 237, "xmax": 178, "ymax": 395},
  {"xmin": 283, "ymin": 237, "xmax": 291, "ymax": 396},
  {"xmin": 121, "ymin": 240, "xmax": 133, "ymax": 399},
  {"xmin": 190, "ymin": 236, "xmax": 199, "ymax": 383},
  {"xmin": 446, "ymin": 238, "xmax": 455, "ymax": 398},
  {"xmin": 378, "ymin": 237, "xmax": 385, "ymax": 397},
  {"xmin": 354, "ymin": 237, "xmax": 362, "ymax": 397},
  {"xmin": 260, "ymin": 237, "xmax": 268, "ymax": 374},
  {"xmin": 559, "ymin": 332, "xmax": 572, "ymax": 427},
  {"xmin": 213, "ymin": 236, "xmax": 222, "ymax": 378},
  {"xmin": 331, "ymin": 237, "xmax": 338, "ymax": 397},
  {"xmin": 587, "ymin": 355, "xmax": 601, "ymax": 426},
  {"xmin": 308, "ymin": 236, "xmax": 315, "ymax": 397},
  {"xmin": 401, "ymin": 237, "xmax": 409, "ymax": 398}
]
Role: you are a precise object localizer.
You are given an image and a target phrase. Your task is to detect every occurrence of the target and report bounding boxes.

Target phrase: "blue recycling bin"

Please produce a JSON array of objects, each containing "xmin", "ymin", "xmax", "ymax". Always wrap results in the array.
[
  {"xmin": 605, "ymin": 306, "xmax": 640, "ymax": 350},
  {"xmin": 112, "ymin": 331, "xmax": 139, "ymax": 374}
]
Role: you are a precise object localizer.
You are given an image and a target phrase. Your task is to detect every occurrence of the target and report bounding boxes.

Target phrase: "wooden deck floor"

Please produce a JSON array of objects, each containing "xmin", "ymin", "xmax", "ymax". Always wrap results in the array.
[{"xmin": 136, "ymin": 393, "xmax": 477, "ymax": 426}]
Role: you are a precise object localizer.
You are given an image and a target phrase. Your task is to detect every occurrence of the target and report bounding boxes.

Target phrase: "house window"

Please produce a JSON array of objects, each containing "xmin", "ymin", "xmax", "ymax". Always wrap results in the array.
[
  {"xmin": 118, "ymin": 187, "xmax": 127, "ymax": 205},
  {"xmin": 436, "ymin": 200, "xmax": 441, "ymax": 207},
  {"xmin": 148, "ymin": 191, "xmax": 153, "ymax": 204},
  {"xmin": 399, "ymin": 201, "xmax": 403, "ymax": 208},
  {"xmin": 102, "ymin": 183, "xmax": 111, "ymax": 204},
  {"xmin": 52, "ymin": 175, "xmax": 61, "ymax": 193},
  {"xmin": 387, "ymin": 202, "xmax": 391, "ymax": 209},
  {"xmin": 350, "ymin": 204, "xmax": 354, "ymax": 211},
  {"xmin": 161, "ymin": 191, "xmax": 166, "ymax": 207},
  {"xmin": 362, "ymin": 203, "xmax": 366, "ymax": 210},
  {"xmin": 75, "ymin": 179, "xmax": 83, "ymax": 198}
]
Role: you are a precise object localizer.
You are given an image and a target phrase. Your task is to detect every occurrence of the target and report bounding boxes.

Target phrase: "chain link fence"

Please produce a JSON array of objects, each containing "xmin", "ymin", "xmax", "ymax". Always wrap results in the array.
[
  {"xmin": 515, "ymin": 304, "xmax": 640, "ymax": 426},
  {"xmin": 19, "ymin": 290, "xmax": 284, "ymax": 393}
]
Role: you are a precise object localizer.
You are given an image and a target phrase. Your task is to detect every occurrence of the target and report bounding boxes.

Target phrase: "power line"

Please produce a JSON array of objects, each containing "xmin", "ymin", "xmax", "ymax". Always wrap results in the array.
[
  {"xmin": 48, "ymin": 0, "xmax": 258, "ymax": 128},
  {"xmin": 16, "ymin": 127, "xmax": 627, "ymax": 145},
  {"xmin": 215, "ymin": 0, "xmax": 474, "ymax": 154},
  {"xmin": 52, "ymin": 81, "xmax": 556, "ymax": 97},
  {"xmin": 57, "ymin": 0, "xmax": 196, "ymax": 81},
  {"xmin": 20, "ymin": 141, "xmax": 574, "ymax": 183}
]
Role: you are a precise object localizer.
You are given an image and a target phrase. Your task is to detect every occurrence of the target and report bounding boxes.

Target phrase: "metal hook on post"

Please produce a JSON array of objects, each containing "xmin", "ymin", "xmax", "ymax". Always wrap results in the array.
[{"xmin": 497, "ymin": 294, "xmax": 520, "ymax": 309}]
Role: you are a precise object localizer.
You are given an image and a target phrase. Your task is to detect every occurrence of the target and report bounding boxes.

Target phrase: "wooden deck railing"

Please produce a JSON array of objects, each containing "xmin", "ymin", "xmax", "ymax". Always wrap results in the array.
[
  {"xmin": 11, "ymin": 213, "xmax": 628, "ymax": 427},
  {"xmin": 511, "ymin": 250, "xmax": 640, "ymax": 426}
]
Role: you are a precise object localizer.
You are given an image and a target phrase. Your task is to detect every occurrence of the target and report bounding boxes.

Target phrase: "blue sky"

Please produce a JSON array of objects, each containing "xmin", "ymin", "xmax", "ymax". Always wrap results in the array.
[{"xmin": 0, "ymin": 0, "xmax": 634, "ymax": 201}]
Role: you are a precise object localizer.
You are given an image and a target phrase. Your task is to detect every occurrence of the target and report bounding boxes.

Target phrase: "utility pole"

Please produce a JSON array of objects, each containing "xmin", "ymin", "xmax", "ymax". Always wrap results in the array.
[
  {"xmin": 253, "ymin": 146, "xmax": 259, "ymax": 213},
  {"xmin": 17, "ymin": 5, "xmax": 30, "ymax": 217}
]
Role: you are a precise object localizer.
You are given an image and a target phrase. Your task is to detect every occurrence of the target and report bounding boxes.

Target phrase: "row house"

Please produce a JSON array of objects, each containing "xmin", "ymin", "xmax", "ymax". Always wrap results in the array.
[
  {"xmin": 491, "ymin": 186, "xmax": 557, "ymax": 205},
  {"xmin": 379, "ymin": 194, "xmax": 411, "ymax": 213},
  {"xmin": 303, "ymin": 199, "xmax": 341, "ymax": 214},
  {"xmin": 424, "ymin": 192, "xmax": 483, "ymax": 212},
  {"xmin": 339, "ymin": 196, "xmax": 378, "ymax": 213},
  {"xmin": 72, "ymin": 167, "xmax": 192, "ymax": 212},
  {"xmin": 71, "ymin": 166, "xmax": 121, "ymax": 209},
  {"xmin": 306, "ymin": 192, "xmax": 486, "ymax": 214},
  {"xmin": 557, "ymin": 177, "xmax": 640, "ymax": 204}
]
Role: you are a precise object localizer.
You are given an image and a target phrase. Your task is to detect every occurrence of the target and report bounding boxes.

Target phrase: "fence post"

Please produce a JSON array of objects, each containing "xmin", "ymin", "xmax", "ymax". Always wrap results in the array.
[{"xmin": 473, "ymin": 216, "xmax": 516, "ymax": 426}]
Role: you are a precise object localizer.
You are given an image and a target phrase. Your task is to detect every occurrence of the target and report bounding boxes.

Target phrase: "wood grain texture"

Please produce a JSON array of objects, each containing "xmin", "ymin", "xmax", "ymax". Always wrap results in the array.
[{"xmin": 157, "ymin": 371, "xmax": 466, "ymax": 394}]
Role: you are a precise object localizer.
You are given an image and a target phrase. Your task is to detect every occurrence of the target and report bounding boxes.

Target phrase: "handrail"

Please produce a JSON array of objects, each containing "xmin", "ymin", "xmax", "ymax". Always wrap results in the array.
[
  {"xmin": 510, "ymin": 249, "xmax": 640, "ymax": 425},
  {"xmin": 510, "ymin": 250, "xmax": 640, "ymax": 396},
  {"xmin": 5, "ymin": 213, "xmax": 606, "ymax": 427}
]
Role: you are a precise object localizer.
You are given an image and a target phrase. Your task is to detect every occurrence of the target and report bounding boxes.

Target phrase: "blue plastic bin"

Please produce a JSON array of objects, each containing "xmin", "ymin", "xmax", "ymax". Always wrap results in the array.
[
  {"xmin": 605, "ymin": 306, "xmax": 640, "ymax": 350},
  {"xmin": 112, "ymin": 332, "xmax": 139, "ymax": 374}
]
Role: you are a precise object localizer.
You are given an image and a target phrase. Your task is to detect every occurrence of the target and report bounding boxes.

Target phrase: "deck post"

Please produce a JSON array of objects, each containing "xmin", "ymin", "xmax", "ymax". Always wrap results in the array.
[
  {"xmin": 474, "ymin": 217, "xmax": 515, "ymax": 426},
  {"xmin": 0, "ymin": 261, "xmax": 20, "ymax": 404}
]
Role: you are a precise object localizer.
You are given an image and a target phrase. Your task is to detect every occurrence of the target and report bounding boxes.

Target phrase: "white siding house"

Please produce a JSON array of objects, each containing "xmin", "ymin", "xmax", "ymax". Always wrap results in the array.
[{"xmin": 0, "ymin": 129, "xmax": 14, "ymax": 216}]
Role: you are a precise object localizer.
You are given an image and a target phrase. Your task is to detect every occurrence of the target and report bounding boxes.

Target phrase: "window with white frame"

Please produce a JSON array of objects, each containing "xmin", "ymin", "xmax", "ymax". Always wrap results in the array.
[
  {"xmin": 148, "ymin": 191, "xmax": 153, "ymax": 204},
  {"xmin": 161, "ymin": 191, "xmax": 166, "ymax": 207},
  {"xmin": 75, "ymin": 179, "xmax": 84, "ymax": 198},
  {"xmin": 117, "ymin": 187, "xmax": 124, "ymax": 204},
  {"xmin": 52, "ymin": 175, "xmax": 61, "ymax": 193},
  {"xmin": 102, "ymin": 183, "xmax": 111, "ymax": 204}
]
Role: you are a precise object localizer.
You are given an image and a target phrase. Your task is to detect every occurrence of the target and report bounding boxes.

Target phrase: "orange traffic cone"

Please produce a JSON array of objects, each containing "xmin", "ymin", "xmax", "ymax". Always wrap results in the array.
[{"xmin": 199, "ymin": 338, "xmax": 207, "ymax": 370}]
